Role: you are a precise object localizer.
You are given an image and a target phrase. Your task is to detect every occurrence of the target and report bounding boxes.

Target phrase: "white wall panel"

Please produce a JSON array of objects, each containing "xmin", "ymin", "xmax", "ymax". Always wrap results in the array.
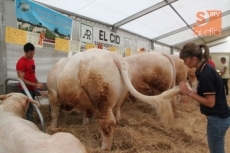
[
  {"xmin": 6, "ymin": 43, "xmax": 67, "ymax": 83},
  {"xmin": 209, "ymin": 41, "xmax": 230, "ymax": 53},
  {"xmin": 162, "ymin": 46, "xmax": 170, "ymax": 54},
  {"xmin": 154, "ymin": 42, "xmax": 163, "ymax": 52},
  {"xmin": 116, "ymin": 29, "xmax": 152, "ymax": 54}
]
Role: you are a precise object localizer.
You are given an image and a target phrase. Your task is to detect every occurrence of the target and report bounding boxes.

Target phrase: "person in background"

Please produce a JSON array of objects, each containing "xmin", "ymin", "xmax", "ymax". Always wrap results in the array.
[
  {"xmin": 220, "ymin": 57, "xmax": 230, "ymax": 96},
  {"xmin": 38, "ymin": 31, "xmax": 45, "ymax": 45},
  {"xmin": 178, "ymin": 42, "xmax": 230, "ymax": 153},
  {"xmin": 207, "ymin": 56, "xmax": 216, "ymax": 68},
  {"xmin": 16, "ymin": 42, "xmax": 44, "ymax": 121}
]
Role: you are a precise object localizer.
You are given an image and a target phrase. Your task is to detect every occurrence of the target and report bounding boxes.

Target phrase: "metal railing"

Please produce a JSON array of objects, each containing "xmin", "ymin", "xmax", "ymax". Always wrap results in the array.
[{"xmin": 3, "ymin": 77, "xmax": 45, "ymax": 132}]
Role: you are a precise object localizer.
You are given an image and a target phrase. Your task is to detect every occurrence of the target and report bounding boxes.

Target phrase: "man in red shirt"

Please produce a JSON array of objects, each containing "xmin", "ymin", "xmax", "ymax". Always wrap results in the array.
[
  {"xmin": 16, "ymin": 42, "xmax": 44, "ymax": 121},
  {"xmin": 207, "ymin": 56, "xmax": 216, "ymax": 68}
]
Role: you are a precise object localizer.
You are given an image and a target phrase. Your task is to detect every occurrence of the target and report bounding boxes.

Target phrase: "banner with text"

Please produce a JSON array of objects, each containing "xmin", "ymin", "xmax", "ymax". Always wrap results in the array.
[
  {"xmin": 15, "ymin": 0, "xmax": 72, "ymax": 44},
  {"xmin": 80, "ymin": 24, "xmax": 130, "ymax": 51}
]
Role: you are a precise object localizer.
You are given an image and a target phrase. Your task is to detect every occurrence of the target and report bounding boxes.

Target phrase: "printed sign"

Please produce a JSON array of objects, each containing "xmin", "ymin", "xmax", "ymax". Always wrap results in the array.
[
  {"xmin": 27, "ymin": 31, "xmax": 43, "ymax": 48},
  {"xmin": 125, "ymin": 48, "xmax": 131, "ymax": 56},
  {"xmin": 93, "ymin": 26, "xmax": 121, "ymax": 48},
  {"xmin": 86, "ymin": 43, "xmax": 95, "ymax": 50},
  {"xmin": 193, "ymin": 10, "xmax": 222, "ymax": 36},
  {"xmin": 81, "ymin": 24, "xmax": 93, "ymax": 44},
  {"xmin": 15, "ymin": 0, "xmax": 72, "ymax": 43},
  {"xmin": 69, "ymin": 40, "xmax": 80, "ymax": 52},
  {"xmin": 80, "ymin": 24, "xmax": 121, "ymax": 49},
  {"xmin": 5, "ymin": 26, "xmax": 27, "ymax": 45},
  {"xmin": 108, "ymin": 46, "xmax": 117, "ymax": 52},
  {"xmin": 55, "ymin": 38, "xmax": 69, "ymax": 52}
]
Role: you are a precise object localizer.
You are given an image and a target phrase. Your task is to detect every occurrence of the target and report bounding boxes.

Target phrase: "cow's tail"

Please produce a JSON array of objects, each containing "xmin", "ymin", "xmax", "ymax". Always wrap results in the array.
[
  {"xmin": 161, "ymin": 53, "xmax": 176, "ymax": 88},
  {"xmin": 113, "ymin": 54, "xmax": 180, "ymax": 125}
]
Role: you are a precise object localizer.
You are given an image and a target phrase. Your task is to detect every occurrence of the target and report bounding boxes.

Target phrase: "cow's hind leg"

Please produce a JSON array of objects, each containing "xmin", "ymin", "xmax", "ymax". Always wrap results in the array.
[
  {"xmin": 97, "ymin": 109, "xmax": 116, "ymax": 151},
  {"xmin": 113, "ymin": 89, "xmax": 128, "ymax": 122},
  {"xmin": 78, "ymin": 95, "xmax": 93, "ymax": 125},
  {"xmin": 48, "ymin": 92, "xmax": 60, "ymax": 129},
  {"xmin": 80, "ymin": 110, "xmax": 89, "ymax": 125},
  {"xmin": 50, "ymin": 104, "xmax": 60, "ymax": 128}
]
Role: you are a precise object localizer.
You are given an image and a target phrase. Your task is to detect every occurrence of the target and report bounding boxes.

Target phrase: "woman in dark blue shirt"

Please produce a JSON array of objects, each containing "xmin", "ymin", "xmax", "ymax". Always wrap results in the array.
[{"xmin": 179, "ymin": 42, "xmax": 230, "ymax": 153}]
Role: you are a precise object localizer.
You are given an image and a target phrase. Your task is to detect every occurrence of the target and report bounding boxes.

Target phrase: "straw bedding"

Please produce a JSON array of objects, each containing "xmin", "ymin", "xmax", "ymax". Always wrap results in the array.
[{"xmin": 35, "ymin": 96, "xmax": 230, "ymax": 153}]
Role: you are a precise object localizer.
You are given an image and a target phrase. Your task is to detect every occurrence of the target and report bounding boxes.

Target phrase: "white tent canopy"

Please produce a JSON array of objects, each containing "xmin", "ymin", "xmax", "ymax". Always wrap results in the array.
[{"xmin": 34, "ymin": 0, "xmax": 230, "ymax": 49}]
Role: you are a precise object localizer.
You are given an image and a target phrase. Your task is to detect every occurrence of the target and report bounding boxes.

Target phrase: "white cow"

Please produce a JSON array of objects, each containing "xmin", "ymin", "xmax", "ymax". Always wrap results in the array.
[
  {"xmin": 0, "ymin": 93, "xmax": 87, "ymax": 153},
  {"xmin": 43, "ymin": 49, "xmax": 181, "ymax": 151},
  {"xmin": 33, "ymin": 26, "xmax": 46, "ymax": 33},
  {"xmin": 125, "ymin": 52, "xmax": 181, "ymax": 116},
  {"xmin": 20, "ymin": 23, "xmax": 32, "ymax": 30},
  {"xmin": 124, "ymin": 53, "xmax": 196, "ymax": 117}
]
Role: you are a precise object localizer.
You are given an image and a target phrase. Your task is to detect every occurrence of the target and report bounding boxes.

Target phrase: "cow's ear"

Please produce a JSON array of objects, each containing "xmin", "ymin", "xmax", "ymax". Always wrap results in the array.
[{"xmin": 0, "ymin": 95, "xmax": 7, "ymax": 100}]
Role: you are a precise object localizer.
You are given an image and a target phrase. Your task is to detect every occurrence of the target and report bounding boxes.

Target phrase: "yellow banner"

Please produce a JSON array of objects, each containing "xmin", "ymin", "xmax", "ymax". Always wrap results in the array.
[
  {"xmin": 125, "ymin": 48, "xmax": 131, "ymax": 56},
  {"xmin": 5, "ymin": 26, "xmax": 27, "ymax": 45},
  {"xmin": 55, "ymin": 38, "xmax": 69, "ymax": 52},
  {"xmin": 86, "ymin": 43, "xmax": 95, "ymax": 50},
  {"xmin": 109, "ymin": 46, "xmax": 117, "ymax": 52}
]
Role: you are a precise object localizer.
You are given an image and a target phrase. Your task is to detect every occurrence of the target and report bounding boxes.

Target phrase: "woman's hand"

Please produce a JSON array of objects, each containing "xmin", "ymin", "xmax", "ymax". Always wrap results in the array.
[{"xmin": 179, "ymin": 81, "xmax": 191, "ymax": 95}]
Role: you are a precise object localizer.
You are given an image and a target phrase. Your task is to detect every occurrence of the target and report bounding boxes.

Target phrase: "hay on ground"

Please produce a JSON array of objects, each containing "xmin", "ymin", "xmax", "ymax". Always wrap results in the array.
[{"xmin": 34, "ymin": 95, "xmax": 230, "ymax": 153}]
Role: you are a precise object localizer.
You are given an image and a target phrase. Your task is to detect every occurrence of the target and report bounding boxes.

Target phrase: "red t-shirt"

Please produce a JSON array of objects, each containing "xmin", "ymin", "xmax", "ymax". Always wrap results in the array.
[
  {"xmin": 207, "ymin": 60, "xmax": 216, "ymax": 68},
  {"xmin": 16, "ymin": 56, "xmax": 36, "ymax": 90}
]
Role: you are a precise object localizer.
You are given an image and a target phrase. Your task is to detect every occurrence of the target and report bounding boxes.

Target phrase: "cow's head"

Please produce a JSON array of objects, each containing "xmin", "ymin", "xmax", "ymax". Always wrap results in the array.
[
  {"xmin": 187, "ymin": 68, "xmax": 197, "ymax": 90},
  {"xmin": 0, "ymin": 93, "xmax": 38, "ymax": 118}
]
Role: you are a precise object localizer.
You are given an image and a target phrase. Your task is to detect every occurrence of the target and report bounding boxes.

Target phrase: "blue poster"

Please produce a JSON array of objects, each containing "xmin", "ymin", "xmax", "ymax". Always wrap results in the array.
[{"xmin": 15, "ymin": 0, "xmax": 72, "ymax": 43}]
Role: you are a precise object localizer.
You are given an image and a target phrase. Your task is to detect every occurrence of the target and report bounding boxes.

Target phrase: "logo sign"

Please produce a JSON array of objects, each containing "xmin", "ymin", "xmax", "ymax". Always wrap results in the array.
[
  {"xmin": 81, "ymin": 24, "xmax": 129, "ymax": 50},
  {"xmin": 81, "ymin": 23, "xmax": 93, "ymax": 44},
  {"xmin": 193, "ymin": 10, "xmax": 222, "ymax": 36},
  {"xmin": 93, "ymin": 26, "xmax": 121, "ymax": 48}
]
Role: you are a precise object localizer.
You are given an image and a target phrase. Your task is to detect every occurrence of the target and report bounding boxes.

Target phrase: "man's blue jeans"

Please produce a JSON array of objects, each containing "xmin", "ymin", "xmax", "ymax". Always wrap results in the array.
[
  {"xmin": 20, "ymin": 90, "xmax": 36, "ymax": 121},
  {"xmin": 207, "ymin": 115, "xmax": 230, "ymax": 153}
]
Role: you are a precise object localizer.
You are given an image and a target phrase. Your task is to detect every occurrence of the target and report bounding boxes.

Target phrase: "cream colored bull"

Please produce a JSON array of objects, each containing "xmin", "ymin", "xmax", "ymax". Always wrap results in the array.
[
  {"xmin": 125, "ymin": 53, "xmax": 197, "ymax": 115},
  {"xmin": 170, "ymin": 55, "xmax": 188, "ymax": 86},
  {"xmin": 125, "ymin": 52, "xmax": 176, "ymax": 96},
  {"xmin": 125, "ymin": 52, "xmax": 180, "ymax": 115},
  {"xmin": 44, "ymin": 49, "xmax": 181, "ymax": 151},
  {"xmin": 0, "ymin": 93, "xmax": 87, "ymax": 153}
]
